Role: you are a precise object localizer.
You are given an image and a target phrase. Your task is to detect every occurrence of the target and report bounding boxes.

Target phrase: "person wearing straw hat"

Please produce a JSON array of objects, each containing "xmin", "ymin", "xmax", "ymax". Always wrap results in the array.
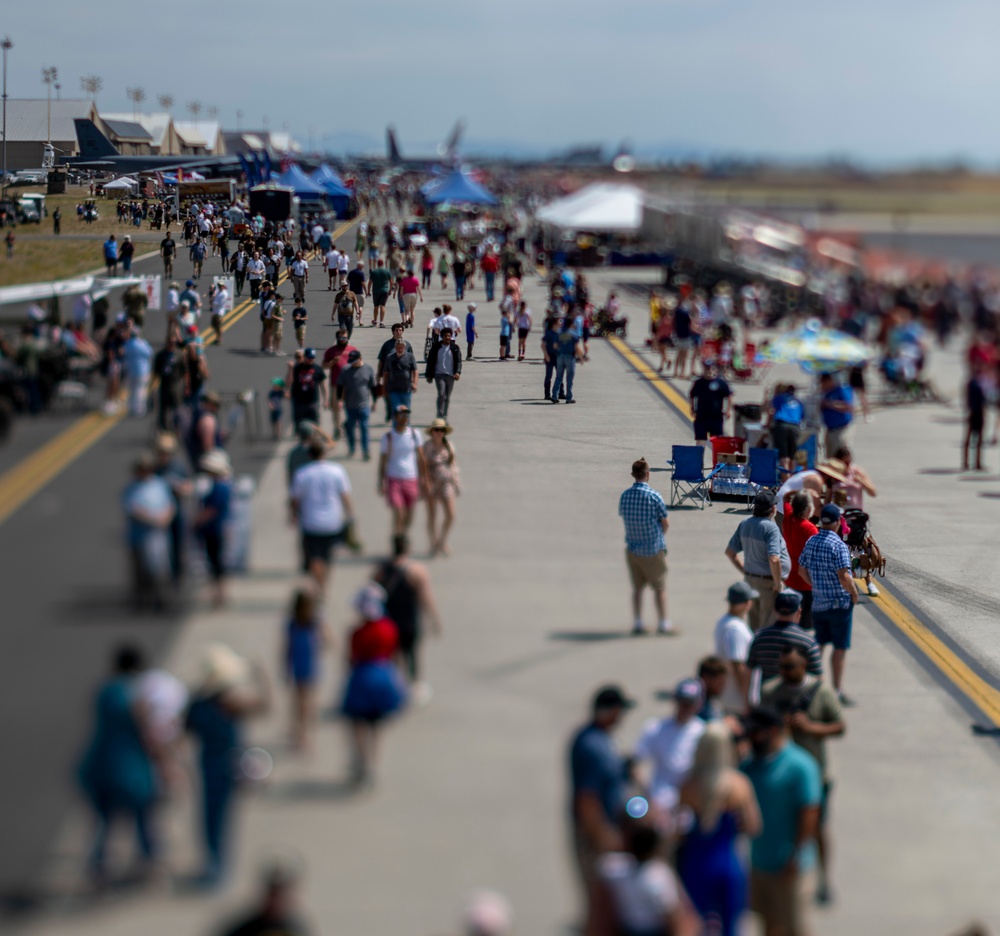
[
  {"xmin": 196, "ymin": 449, "xmax": 233, "ymax": 609},
  {"xmin": 423, "ymin": 419, "xmax": 461, "ymax": 556},
  {"xmin": 185, "ymin": 644, "xmax": 271, "ymax": 887}
]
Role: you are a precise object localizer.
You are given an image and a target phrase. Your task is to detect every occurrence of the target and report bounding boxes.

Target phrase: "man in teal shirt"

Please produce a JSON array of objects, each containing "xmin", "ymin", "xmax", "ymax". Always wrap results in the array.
[{"xmin": 743, "ymin": 705, "xmax": 821, "ymax": 936}]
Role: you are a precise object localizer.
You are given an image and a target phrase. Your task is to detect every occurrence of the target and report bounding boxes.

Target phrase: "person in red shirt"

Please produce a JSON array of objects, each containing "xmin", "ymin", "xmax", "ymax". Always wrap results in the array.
[
  {"xmin": 340, "ymin": 584, "xmax": 407, "ymax": 785},
  {"xmin": 782, "ymin": 491, "xmax": 818, "ymax": 629},
  {"xmin": 322, "ymin": 330, "xmax": 357, "ymax": 440},
  {"xmin": 481, "ymin": 248, "xmax": 500, "ymax": 302}
]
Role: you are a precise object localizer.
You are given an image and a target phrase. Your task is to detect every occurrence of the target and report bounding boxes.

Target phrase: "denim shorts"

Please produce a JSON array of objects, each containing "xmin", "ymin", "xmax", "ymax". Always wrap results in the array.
[{"xmin": 813, "ymin": 605, "xmax": 853, "ymax": 650}]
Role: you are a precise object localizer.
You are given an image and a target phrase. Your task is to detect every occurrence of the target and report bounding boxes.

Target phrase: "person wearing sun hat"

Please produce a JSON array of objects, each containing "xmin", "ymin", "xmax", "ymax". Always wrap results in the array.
[
  {"xmin": 196, "ymin": 450, "xmax": 233, "ymax": 608},
  {"xmin": 774, "ymin": 457, "xmax": 848, "ymax": 522},
  {"xmin": 185, "ymin": 644, "xmax": 271, "ymax": 886},
  {"xmin": 422, "ymin": 418, "xmax": 461, "ymax": 556}
]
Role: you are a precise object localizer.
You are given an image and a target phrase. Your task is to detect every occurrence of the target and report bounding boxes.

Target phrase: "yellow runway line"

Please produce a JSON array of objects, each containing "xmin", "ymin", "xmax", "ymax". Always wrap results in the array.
[
  {"xmin": 606, "ymin": 335, "xmax": 692, "ymax": 416},
  {"xmin": 0, "ymin": 217, "xmax": 363, "ymax": 527},
  {"xmin": 866, "ymin": 581, "xmax": 1000, "ymax": 727}
]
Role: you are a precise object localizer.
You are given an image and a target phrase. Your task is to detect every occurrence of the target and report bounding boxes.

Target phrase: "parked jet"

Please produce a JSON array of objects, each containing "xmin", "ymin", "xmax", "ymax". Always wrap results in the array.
[{"xmin": 62, "ymin": 119, "xmax": 241, "ymax": 175}]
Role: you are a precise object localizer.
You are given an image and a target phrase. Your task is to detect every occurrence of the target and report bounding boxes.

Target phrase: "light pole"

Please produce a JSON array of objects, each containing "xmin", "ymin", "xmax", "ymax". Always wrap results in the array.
[
  {"xmin": 2, "ymin": 37, "xmax": 11, "ymax": 197},
  {"xmin": 42, "ymin": 67, "xmax": 58, "ymax": 143}
]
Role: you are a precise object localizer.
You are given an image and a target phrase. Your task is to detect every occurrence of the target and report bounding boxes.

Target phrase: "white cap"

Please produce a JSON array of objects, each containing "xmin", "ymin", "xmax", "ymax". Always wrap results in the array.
[{"xmin": 467, "ymin": 302, "xmax": 477, "ymax": 311}]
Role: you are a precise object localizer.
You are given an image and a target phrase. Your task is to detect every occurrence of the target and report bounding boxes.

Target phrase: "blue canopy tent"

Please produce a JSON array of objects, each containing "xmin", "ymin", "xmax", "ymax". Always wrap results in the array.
[
  {"xmin": 423, "ymin": 170, "xmax": 497, "ymax": 206},
  {"xmin": 273, "ymin": 164, "xmax": 328, "ymax": 198},
  {"xmin": 310, "ymin": 165, "xmax": 352, "ymax": 215}
]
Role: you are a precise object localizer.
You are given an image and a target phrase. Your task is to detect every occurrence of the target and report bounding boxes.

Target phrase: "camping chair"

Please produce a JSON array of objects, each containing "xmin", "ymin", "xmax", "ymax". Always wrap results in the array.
[
  {"xmin": 746, "ymin": 447, "xmax": 780, "ymax": 507},
  {"xmin": 667, "ymin": 445, "xmax": 724, "ymax": 509}
]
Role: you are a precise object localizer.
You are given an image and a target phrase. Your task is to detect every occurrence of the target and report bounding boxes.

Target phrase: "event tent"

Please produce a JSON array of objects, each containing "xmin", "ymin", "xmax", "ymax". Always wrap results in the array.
[
  {"xmin": 423, "ymin": 170, "xmax": 497, "ymax": 206},
  {"xmin": 273, "ymin": 164, "xmax": 328, "ymax": 198},
  {"xmin": 310, "ymin": 165, "xmax": 352, "ymax": 214},
  {"xmin": 535, "ymin": 183, "xmax": 646, "ymax": 233},
  {"xmin": 103, "ymin": 177, "xmax": 137, "ymax": 191}
]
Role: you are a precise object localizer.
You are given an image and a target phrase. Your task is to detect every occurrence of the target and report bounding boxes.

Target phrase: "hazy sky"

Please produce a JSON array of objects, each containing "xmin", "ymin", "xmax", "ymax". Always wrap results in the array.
[{"xmin": 4, "ymin": 1, "xmax": 998, "ymax": 162}]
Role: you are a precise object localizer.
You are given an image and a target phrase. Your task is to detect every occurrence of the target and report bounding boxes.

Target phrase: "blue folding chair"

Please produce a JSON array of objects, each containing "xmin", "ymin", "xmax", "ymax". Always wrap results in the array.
[
  {"xmin": 747, "ymin": 447, "xmax": 781, "ymax": 506},
  {"xmin": 667, "ymin": 445, "xmax": 724, "ymax": 509}
]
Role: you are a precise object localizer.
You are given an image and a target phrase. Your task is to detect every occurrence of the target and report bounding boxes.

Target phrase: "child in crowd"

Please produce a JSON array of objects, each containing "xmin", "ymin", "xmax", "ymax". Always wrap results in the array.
[
  {"xmin": 271, "ymin": 295, "xmax": 286, "ymax": 356},
  {"xmin": 465, "ymin": 303, "xmax": 478, "ymax": 361},
  {"xmin": 283, "ymin": 588, "xmax": 332, "ymax": 750}
]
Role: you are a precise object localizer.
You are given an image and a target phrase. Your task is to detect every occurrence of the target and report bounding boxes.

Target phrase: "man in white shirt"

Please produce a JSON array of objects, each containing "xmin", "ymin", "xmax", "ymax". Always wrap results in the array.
[
  {"xmin": 633, "ymin": 679, "xmax": 706, "ymax": 812},
  {"xmin": 429, "ymin": 306, "xmax": 462, "ymax": 337},
  {"xmin": 246, "ymin": 251, "xmax": 266, "ymax": 300},
  {"xmin": 337, "ymin": 249, "xmax": 350, "ymax": 286},
  {"xmin": 310, "ymin": 223, "xmax": 325, "ymax": 256},
  {"xmin": 324, "ymin": 247, "xmax": 342, "ymax": 290},
  {"xmin": 291, "ymin": 251, "xmax": 309, "ymax": 303},
  {"xmin": 290, "ymin": 440, "xmax": 354, "ymax": 591},
  {"xmin": 210, "ymin": 282, "xmax": 230, "ymax": 345},
  {"xmin": 378, "ymin": 405, "xmax": 428, "ymax": 536},
  {"xmin": 714, "ymin": 582, "xmax": 758, "ymax": 715}
]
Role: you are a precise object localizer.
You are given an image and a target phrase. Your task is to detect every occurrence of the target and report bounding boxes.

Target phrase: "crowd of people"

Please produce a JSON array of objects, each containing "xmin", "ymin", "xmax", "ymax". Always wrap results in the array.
[
  {"xmin": 573, "ymin": 450, "xmax": 873, "ymax": 936},
  {"xmin": 12, "ymin": 176, "xmax": 992, "ymax": 936}
]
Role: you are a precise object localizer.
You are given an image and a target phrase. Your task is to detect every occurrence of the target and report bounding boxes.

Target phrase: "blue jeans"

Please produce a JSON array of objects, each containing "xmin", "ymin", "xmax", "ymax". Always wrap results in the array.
[
  {"xmin": 201, "ymin": 770, "xmax": 234, "ymax": 876},
  {"xmin": 345, "ymin": 406, "xmax": 370, "ymax": 455},
  {"xmin": 544, "ymin": 359, "xmax": 561, "ymax": 399},
  {"xmin": 88, "ymin": 791, "xmax": 156, "ymax": 874},
  {"xmin": 388, "ymin": 390, "xmax": 412, "ymax": 415},
  {"xmin": 553, "ymin": 355, "xmax": 576, "ymax": 401},
  {"xmin": 484, "ymin": 271, "xmax": 496, "ymax": 301},
  {"xmin": 813, "ymin": 605, "xmax": 854, "ymax": 650},
  {"xmin": 454, "ymin": 275, "xmax": 466, "ymax": 300}
]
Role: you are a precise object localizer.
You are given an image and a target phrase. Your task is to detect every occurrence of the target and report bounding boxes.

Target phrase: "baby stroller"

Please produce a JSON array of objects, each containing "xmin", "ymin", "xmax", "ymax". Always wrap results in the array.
[
  {"xmin": 843, "ymin": 508, "xmax": 886, "ymax": 578},
  {"xmin": 592, "ymin": 304, "xmax": 628, "ymax": 338}
]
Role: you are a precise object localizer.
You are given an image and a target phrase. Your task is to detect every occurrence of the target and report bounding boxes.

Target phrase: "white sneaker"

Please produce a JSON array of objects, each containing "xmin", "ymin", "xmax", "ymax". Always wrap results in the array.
[
  {"xmin": 657, "ymin": 620, "xmax": 676, "ymax": 635},
  {"xmin": 867, "ymin": 582, "xmax": 880, "ymax": 597}
]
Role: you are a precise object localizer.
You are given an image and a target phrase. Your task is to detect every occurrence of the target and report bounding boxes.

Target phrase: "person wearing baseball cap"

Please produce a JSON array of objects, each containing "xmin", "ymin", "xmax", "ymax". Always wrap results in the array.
[
  {"xmin": 568, "ymin": 683, "xmax": 635, "ymax": 916},
  {"xmin": 725, "ymin": 491, "xmax": 791, "ymax": 632},
  {"xmin": 747, "ymin": 589, "xmax": 823, "ymax": 691},
  {"xmin": 714, "ymin": 581, "xmax": 759, "ymax": 714},
  {"xmin": 798, "ymin": 502, "xmax": 859, "ymax": 706},
  {"xmin": 633, "ymin": 677, "xmax": 706, "ymax": 812}
]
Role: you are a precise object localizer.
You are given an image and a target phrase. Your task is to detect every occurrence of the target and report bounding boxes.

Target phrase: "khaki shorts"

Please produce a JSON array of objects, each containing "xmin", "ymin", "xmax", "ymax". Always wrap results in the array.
[
  {"xmin": 750, "ymin": 868, "xmax": 815, "ymax": 934},
  {"xmin": 626, "ymin": 550, "xmax": 667, "ymax": 591}
]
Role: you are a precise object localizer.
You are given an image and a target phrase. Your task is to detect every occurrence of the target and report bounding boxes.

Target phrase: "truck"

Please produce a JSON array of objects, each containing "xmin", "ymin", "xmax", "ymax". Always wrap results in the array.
[
  {"xmin": 249, "ymin": 184, "xmax": 298, "ymax": 224},
  {"xmin": 176, "ymin": 178, "xmax": 237, "ymax": 203}
]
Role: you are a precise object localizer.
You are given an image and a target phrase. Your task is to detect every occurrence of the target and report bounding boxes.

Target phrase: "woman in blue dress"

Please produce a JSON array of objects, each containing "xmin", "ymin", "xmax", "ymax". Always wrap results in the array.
[
  {"xmin": 284, "ymin": 587, "xmax": 332, "ymax": 751},
  {"xmin": 677, "ymin": 721, "xmax": 761, "ymax": 936},
  {"xmin": 77, "ymin": 646, "xmax": 159, "ymax": 885}
]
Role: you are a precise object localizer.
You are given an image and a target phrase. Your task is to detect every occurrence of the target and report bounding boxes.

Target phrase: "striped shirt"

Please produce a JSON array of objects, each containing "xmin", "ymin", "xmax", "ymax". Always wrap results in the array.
[{"xmin": 747, "ymin": 621, "xmax": 823, "ymax": 682}]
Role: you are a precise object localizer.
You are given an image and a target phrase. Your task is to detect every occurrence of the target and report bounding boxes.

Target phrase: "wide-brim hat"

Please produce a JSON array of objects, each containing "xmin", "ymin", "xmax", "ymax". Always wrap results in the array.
[
  {"xmin": 428, "ymin": 418, "xmax": 453, "ymax": 434},
  {"xmin": 816, "ymin": 458, "xmax": 849, "ymax": 484},
  {"xmin": 199, "ymin": 643, "xmax": 250, "ymax": 694},
  {"xmin": 200, "ymin": 449, "xmax": 232, "ymax": 478}
]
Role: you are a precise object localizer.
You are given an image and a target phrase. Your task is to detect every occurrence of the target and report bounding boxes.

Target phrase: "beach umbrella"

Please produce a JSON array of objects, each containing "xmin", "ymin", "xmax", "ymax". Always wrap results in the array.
[{"xmin": 757, "ymin": 319, "xmax": 873, "ymax": 374}]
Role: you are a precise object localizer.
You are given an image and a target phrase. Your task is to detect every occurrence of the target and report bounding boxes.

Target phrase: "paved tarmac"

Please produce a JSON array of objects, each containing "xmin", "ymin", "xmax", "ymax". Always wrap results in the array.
[{"xmin": 6, "ymin": 249, "xmax": 1000, "ymax": 935}]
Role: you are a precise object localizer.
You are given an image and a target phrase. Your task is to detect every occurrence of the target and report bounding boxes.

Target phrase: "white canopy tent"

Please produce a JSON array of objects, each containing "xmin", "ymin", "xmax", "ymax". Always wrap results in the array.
[
  {"xmin": 102, "ymin": 177, "xmax": 138, "ymax": 192},
  {"xmin": 536, "ymin": 183, "xmax": 646, "ymax": 233}
]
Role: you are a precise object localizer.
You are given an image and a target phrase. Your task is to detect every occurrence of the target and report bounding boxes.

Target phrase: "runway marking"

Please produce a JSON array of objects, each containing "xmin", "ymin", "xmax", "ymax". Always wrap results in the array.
[
  {"xmin": 606, "ymin": 335, "xmax": 692, "ymax": 419},
  {"xmin": 0, "ymin": 218, "xmax": 360, "ymax": 527},
  {"xmin": 605, "ymin": 332, "xmax": 1000, "ymax": 728}
]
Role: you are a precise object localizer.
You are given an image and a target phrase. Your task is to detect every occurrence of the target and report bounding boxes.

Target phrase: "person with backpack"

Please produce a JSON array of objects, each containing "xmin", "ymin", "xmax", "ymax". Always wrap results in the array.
[
  {"xmin": 334, "ymin": 281, "xmax": 360, "ymax": 340},
  {"xmin": 374, "ymin": 534, "xmax": 442, "ymax": 703}
]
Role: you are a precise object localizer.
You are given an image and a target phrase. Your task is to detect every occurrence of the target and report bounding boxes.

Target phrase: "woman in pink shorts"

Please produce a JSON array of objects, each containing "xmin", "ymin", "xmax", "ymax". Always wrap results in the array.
[{"xmin": 377, "ymin": 406, "xmax": 428, "ymax": 536}]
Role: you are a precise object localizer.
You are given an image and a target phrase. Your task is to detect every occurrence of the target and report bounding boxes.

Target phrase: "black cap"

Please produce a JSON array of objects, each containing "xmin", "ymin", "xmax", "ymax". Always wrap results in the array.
[
  {"xmin": 774, "ymin": 589, "xmax": 803, "ymax": 615},
  {"xmin": 593, "ymin": 684, "xmax": 636, "ymax": 711},
  {"xmin": 752, "ymin": 491, "xmax": 776, "ymax": 515},
  {"xmin": 347, "ymin": 349, "xmax": 361, "ymax": 363},
  {"xmin": 746, "ymin": 705, "xmax": 784, "ymax": 731}
]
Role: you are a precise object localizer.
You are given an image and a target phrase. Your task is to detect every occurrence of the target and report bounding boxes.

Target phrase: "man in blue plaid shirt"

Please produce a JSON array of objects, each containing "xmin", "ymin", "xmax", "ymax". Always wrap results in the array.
[
  {"xmin": 618, "ymin": 458, "xmax": 672, "ymax": 636},
  {"xmin": 798, "ymin": 503, "xmax": 859, "ymax": 705}
]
